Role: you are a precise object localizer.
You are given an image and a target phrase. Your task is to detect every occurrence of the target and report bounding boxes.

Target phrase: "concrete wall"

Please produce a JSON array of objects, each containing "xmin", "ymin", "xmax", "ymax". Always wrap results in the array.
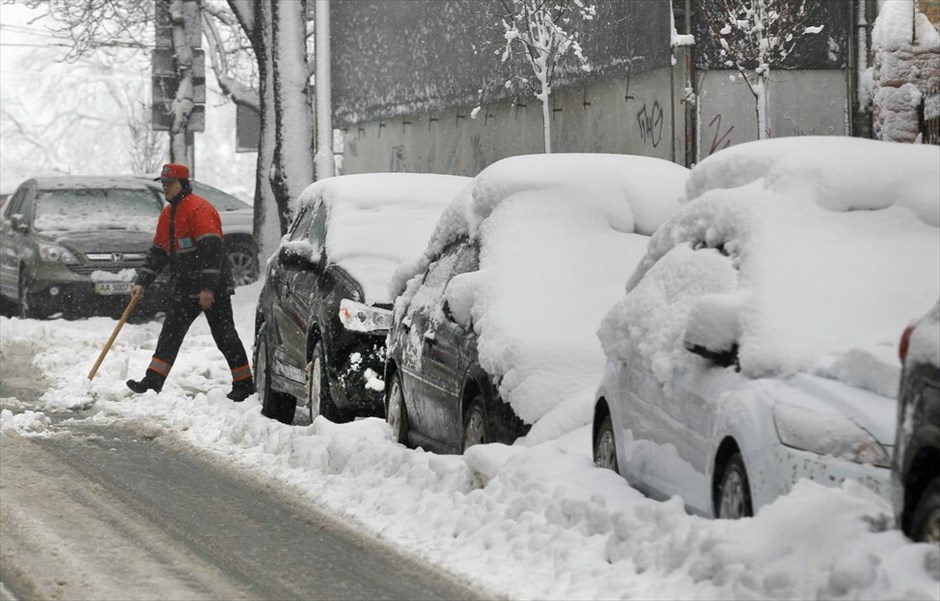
[
  {"xmin": 339, "ymin": 65, "xmax": 686, "ymax": 176},
  {"xmin": 696, "ymin": 70, "xmax": 850, "ymax": 160}
]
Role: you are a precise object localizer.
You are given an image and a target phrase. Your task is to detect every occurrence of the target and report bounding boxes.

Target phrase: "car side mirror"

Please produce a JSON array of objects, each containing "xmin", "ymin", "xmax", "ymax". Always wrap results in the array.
[
  {"xmin": 10, "ymin": 214, "xmax": 27, "ymax": 233},
  {"xmin": 682, "ymin": 293, "xmax": 743, "ymax": 369},
  {"xmin": 442, "ymin": 298, "xmax": 455, "ymax": 322},
  {"xmin": 278, "ymin": 246, "xmax": 320, "ymax": 271}
]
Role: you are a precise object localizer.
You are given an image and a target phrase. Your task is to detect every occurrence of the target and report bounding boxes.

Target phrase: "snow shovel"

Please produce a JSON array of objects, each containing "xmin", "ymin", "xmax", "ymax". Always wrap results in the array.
[{"xmin": 87, "ymin": 291, "xmax": 141, "ymax": 381}]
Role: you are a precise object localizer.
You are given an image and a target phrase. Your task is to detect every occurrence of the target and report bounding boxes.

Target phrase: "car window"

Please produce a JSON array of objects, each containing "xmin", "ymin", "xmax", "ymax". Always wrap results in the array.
[
  {"xmin": 190, "ymin": 181, "xmax": 251, "ymax": 211},
  {"xmin": 308, "ymin": 205, "xmax": 328, "ymax": 252},
  {"xmin": 452, "ymin": 243, "xmax": 479, "ymax": 276},
  {"xmin": 287, "ymin": 206, "xmax": 314, "ymax": 242},
  {"xmin": 32, "ymin": 188, "xmax": 162, "ymax": 232}
]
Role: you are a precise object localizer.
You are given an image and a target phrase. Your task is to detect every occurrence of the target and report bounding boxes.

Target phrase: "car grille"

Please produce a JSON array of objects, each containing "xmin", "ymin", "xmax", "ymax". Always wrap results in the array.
[{"xmin": 68, "ymin": 252, "xmax": 148, "ymax": 276}]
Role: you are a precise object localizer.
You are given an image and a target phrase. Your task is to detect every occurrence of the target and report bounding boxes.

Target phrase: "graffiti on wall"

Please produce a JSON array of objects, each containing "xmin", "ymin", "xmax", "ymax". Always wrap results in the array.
[
  {"xmin": 706, "ymin": 114, "xmax": 734, "ymax": 155},
  {"xmin": 636, "ymin": 101, "xmax": 665, "ymax": 147}
]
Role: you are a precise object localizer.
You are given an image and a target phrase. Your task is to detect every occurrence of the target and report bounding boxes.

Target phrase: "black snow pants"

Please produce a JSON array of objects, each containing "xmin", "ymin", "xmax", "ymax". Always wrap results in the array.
[{"xmin": 145, "ymin": 293, "xmax": 251, "ymax": 384}]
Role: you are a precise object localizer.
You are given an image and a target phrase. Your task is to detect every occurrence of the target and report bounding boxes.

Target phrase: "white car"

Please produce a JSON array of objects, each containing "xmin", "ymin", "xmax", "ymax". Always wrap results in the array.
[{"xmin": 592, "ymin": 137, "xmax": 940, "ymax": 518}]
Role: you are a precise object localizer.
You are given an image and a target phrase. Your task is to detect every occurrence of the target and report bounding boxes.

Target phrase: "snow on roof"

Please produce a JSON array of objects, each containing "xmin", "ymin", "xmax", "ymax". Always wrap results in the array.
[
  {"xmin": 684, "ymin": 136, "xmax": 940, "ymax": 227},
  {"xmin": 907, "ymin": 299, "xmax": 940, "ymax": 368},
  {"xmin": 293, "ymin": 173, "xmax": 472, "ymax": 304},
  {"xmin": 605, "ymin": 138, "xmax": 940, "ymax": 397},
  {"xmin": 393, "ymin": 153, "xmax": 689, "ymax": 442}
]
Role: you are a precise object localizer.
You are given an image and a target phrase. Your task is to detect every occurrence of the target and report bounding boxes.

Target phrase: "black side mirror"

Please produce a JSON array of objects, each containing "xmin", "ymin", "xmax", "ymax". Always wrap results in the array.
[
  {"xmin": 442, "ymin": 298, "xmax": 455, "ymax": 322},
  {"xmin": 278, "ymin": 246, "xmax": 319, "ymax": 271},
  {"xmin": 684, "ymin": 342, "xmax": 739, "ymax": 369},
  {"xmin": 10, "ymin": 214, "xmax": 27, "ymax": 233}
]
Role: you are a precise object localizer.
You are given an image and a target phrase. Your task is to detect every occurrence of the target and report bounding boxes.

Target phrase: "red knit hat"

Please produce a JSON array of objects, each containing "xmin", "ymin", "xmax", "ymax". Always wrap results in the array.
[{"xmin": 154, "ymin": 163, "xmax": 190, "ymax": 181}]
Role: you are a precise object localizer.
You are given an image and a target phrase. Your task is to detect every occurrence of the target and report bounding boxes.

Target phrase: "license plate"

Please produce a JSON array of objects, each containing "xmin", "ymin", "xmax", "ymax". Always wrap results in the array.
[{"xmin": 94, "ymin": 282, "xmax": 133, "ymax": 295}]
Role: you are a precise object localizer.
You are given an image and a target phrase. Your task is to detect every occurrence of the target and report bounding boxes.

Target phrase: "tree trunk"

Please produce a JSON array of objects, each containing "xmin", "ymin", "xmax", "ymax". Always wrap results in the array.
[
  {"xmin": 755, "ymin": 74, "xmax": 768, "ymax": 139},
  {"xmin": 168, "ymin": 0, "xmax": 196, "ymax": 168},
  {"xmin": 540, "ymin": 93, "xmax": 552, "ymax": 153},
  {"xmin": 270, "ymin": 0, "xmax": 315, "ymax": 233}
]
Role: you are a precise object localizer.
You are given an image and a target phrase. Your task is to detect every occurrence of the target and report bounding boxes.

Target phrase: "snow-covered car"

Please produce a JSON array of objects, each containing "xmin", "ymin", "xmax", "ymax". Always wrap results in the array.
[
  {"xmin": 593, "ymin": 137, "xmax": 940, "ymax": 519},
  {"xmin": 0, "ymin": 176, "xmax": 171, "ymax": 319},
  {"xmin": 141, "ymin": 178, "xmax": 259, "ymax": 287},
  {"xmin": 892, "ymin": 299, "xmax": 940, "ymax": 542},
  {"xmin": 385, "ymin": 154, "xmax": 689, "ymax": 453},
  {"xmin": 255, "ymin": 173, "xmax": 471, "ymax": 424}
]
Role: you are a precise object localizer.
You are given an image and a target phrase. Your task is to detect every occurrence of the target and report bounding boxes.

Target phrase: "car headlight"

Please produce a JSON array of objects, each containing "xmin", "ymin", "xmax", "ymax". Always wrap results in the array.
[
  {"xmin": 339, "ymin": 299, "xmax": 393, "ymax": 332},
  {"xmin": 38, "ymin": 242, "xmax": 79, "ymax": 264},
  {"xmin": 772, "ymin": 403, "xmax": 891, "ymax": 468}
]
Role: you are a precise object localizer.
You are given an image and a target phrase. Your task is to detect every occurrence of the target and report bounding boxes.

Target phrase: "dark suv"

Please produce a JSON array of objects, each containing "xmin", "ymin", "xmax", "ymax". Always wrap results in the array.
[
  {"xmin": 0, "ymin": 176, "xmax": 170, "ymax": 318},
  {"xmin": 893, "ymin": 299, "xmax": 940, "ymax": 543},
  {"xmin": 254, "ymin": 173, "xmax": 469, "ymax": 425}
]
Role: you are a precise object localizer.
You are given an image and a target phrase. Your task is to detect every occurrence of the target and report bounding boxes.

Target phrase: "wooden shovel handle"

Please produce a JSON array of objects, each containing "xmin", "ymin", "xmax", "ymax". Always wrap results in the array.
[{"xmin": 87, "ymin": 292, "xmax": 141, "ymax": 381}]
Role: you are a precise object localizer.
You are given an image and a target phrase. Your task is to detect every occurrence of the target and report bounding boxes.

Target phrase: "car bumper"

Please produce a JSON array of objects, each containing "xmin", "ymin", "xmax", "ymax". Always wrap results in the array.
[
  {"xmin": 749, "ymin": 443, "xmax": 892, "ymax": 511},
  {"xmin": 28, "ymin": 265, "xmax": 170, "ymax": 316},
  {"xmin": 326, "ymin": 332, "xmax": 387, "ymax": 417}
]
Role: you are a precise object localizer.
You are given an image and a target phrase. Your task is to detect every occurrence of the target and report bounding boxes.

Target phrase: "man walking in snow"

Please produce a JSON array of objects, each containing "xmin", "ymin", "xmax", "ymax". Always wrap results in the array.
[{"xmin": 126, "ymin": 163, "xmax": 255, "ymax": 402}]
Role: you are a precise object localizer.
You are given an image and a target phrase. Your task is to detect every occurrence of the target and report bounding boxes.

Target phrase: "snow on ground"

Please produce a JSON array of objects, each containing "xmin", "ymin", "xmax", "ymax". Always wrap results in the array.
[{"xmin": 1, "ymin": 279, "xmax": 938, "ymax": 599}]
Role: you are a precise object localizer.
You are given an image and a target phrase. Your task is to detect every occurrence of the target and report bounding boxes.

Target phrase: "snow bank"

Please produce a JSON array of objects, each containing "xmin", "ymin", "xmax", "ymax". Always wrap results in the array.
[
  {"xmin": 292, "ymin": 173, "xmax": 471, "ymax": 304},
  {"xmin": 392, "ymin": 154, "xmax": 689, "ymax": 441},
  {"xmin": 2, "ymin": 294, "xmax": 938, "ymax": 599},
  {"xmin": 606, "ymin": 138, "xmax": 940, "ymax": 395}
]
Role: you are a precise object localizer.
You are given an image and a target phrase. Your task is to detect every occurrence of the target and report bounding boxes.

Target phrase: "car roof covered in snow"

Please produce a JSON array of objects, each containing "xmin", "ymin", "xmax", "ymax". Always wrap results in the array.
[{"xmin": 29, "ymin": 176, "xmax": 158, "ymax": 192}]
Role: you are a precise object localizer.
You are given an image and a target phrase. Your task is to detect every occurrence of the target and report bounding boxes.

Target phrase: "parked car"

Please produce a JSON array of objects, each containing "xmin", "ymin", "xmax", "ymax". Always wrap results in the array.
[
  {"xmin": 141, "ymin": 177, "xmax": 259, "ymax": 287},
  {"xmin": 0, "ymin": 176, "xmax": 171, "ymax": 318},
  {"xmin": 593, "ymin": 137, "xmax": 940, "ymax": 519},
  {"xmin": 892, "ymin": 299, "xmax": 940, "ymax": 542},
  {"xmin": 254, "ymin": 173, "xmax": 471, "ymax": 424},
  {"xmin": 386, "ymin": 154, "xmax": 689, "ymax": 453}
]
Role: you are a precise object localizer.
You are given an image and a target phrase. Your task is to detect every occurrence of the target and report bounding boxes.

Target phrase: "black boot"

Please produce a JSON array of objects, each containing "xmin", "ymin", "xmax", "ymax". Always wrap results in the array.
[
  {"xmin": 126, "ymin": 371, "xmax": 165, "ymax": 394},
  {"xmin": 228, "ymin": 378, "xmax": 255, "ymax": 403}
]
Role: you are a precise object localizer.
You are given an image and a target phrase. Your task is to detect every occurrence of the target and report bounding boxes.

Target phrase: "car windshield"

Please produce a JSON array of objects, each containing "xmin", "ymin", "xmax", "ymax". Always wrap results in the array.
[{"xmin": 33, "ymin": 189, "xmax": 161, "ymax": 232}]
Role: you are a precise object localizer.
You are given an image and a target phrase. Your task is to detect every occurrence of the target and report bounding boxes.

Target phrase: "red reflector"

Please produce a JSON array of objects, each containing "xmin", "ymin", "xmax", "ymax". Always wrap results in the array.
[{"xmin": 899, "ymin": 324, "xmax": 915, "ymax": 364}]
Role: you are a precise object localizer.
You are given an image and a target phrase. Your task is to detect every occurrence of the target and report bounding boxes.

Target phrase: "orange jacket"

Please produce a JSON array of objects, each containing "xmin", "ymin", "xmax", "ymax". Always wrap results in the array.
[{"xmin": 136, "ymin": 190, "xmax": 232, "ymax": 295}]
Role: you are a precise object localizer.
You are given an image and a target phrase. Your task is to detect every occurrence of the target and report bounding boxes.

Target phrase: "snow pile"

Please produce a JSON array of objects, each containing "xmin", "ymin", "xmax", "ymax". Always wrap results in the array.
[
  {"xmin": 871, "ymin": 2, "xmax": 940, "ymax": 143},
  {"xmin": 392, "ymin": 154, "xmax": 689, "ymax": 442},
  {"xmin": 602, "ymin": 137, "xmax": 940, "ymax": 396},
  {"xmin": 290, "ymin": 174, "xmax": 471, "ymax": 304},
  {"xmin": 0, "ymin": 408, "xmax": 52, "ymax": 436},
  {"xmin": 2, "ymin": 297, "xmax": 939, "ymax": 598}
]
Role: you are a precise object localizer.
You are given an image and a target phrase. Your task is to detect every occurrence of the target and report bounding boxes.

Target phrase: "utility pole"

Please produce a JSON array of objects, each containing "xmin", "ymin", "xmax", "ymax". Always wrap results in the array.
[{"xmin": 315, "ymin": 0, "xmax": 334, "ymax": 179}]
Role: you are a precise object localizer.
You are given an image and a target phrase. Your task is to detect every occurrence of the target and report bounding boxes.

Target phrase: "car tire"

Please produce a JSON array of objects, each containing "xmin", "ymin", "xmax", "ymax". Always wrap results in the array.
[
  {"xmin": 909, "ymin": 476, "xmax": 940, "ymax": 543},
  {"xmin": 17, "ymin": 269, "xmax": 41, "ymax": 319},
  {"xmin": 255, "ymin": 324, "xmax": 297, "ymax": 424},
  {"xmin": 226, "ymin": 239, "xmax": 259, "ymax": 288},
  {"xmin": 307, "ymin": 341, "xmax": 348, "ymax": 424},
  {"xmin": 461, "ymin": 394, "xmax": 489, "ymax": 453},
  {"xmin": 385, "ymin": 371, "xmax": 409, "ymax": 446},
  {"xmin": 716, "ymin": 452, "xmax": 753, "ymax": 519},
  {"xmin": 594, "ymin": 413, "xmax": 619, "ymax": 472}
]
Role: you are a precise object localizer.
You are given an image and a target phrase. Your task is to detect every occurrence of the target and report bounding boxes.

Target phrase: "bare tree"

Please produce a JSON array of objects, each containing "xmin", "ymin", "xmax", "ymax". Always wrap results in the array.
[
  {"xmin": 701, "ymin": 0, "xmax": 822, "ymax": 139},
  {"xmin": 498, "ymin": 0, "xmax": 595, "ymax": 154}
]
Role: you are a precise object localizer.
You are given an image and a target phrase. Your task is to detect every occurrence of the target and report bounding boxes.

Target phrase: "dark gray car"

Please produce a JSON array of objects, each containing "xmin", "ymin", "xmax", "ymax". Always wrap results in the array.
[{"xmin": 0, "ymin": 176, "xmax": 171, "ymax": 319}]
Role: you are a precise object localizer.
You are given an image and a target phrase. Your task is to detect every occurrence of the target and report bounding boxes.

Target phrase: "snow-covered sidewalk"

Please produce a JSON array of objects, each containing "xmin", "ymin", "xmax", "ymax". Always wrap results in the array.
[{"xmin": 1, "ymin": 282, "xmax": 937, "ymax": 600}]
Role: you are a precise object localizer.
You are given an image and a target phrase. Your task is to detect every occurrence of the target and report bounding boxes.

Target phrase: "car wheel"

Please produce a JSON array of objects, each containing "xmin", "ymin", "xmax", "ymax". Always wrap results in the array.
[
  {"xmin": 17, "ymin": 269, "xmax": 41, "ymax": 319},
  {"xmin": 594, "ymin": 414, "xmax": 619, "ymax": 472},
  {"xmin": 461, "ymin": 395, "xmax": 489, "ymax": 453},
  {"xmin": 306, "ymin": 341, "xmax": 347, "ymax": 423},
  {"xmin": 226, "ymin": 240, "xmax": 258, "ymax": 287},
  {"xmin": 255, "ymin": 324, "xmax": 297, "ymax": 424},
  {"xmin": 910, "ymin": 476, "xmax": 940, "ymax": 543},
  {"xmin": 385, "ymin": 371, "xmax": 409, "ymax": 445},
  {"xmin": 717, "ymin": 452, "xmax": 753, "ymax": 519}
]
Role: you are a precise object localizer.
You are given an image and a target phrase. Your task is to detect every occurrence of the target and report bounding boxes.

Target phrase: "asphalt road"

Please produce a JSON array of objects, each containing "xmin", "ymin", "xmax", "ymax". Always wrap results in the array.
[{"xmin": 0, "ymin": 342, "xmax": 486, "ymax": 601}]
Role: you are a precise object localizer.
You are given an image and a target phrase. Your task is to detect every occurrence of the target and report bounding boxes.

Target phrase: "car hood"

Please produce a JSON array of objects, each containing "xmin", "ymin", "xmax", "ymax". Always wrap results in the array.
[
  {"xmin": 763, "ymin": 372, "xmax": 897, "ymax": 446},
  {"xmin": 43, "ymin": 230, "xmax": 154, "ymax": 255}
]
